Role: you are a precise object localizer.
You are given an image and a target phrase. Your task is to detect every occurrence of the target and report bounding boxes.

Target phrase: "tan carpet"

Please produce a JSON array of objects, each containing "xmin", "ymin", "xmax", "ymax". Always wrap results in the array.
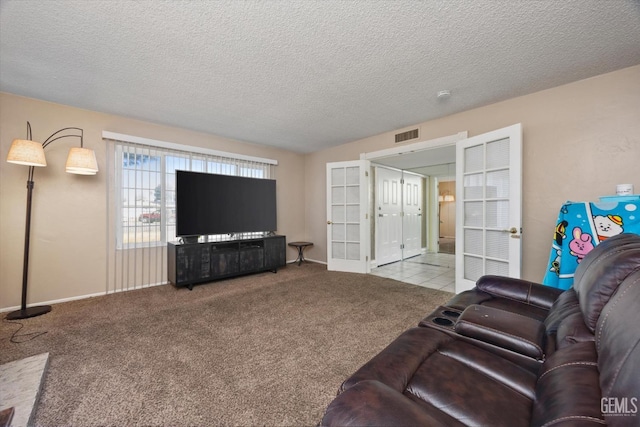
[{"xmin": 0, "ymin": 263, "xmax": 453, "ymax": 426}]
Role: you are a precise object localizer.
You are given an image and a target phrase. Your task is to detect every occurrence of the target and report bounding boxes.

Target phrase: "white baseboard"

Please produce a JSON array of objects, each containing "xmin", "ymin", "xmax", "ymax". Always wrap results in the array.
[
  {"xmin": 0, "ymin": 291, "xmax": 108, "ymax": 314},
  {"xmin": 0, "ymin": 281, "xmax": 167, "ymax": 313},
  {"xmin": 287, "ymin": 258, "xmax": 326, "ymax": 265}
]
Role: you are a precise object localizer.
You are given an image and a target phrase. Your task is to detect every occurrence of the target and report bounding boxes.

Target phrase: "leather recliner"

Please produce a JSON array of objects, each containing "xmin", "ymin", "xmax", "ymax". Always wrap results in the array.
[{"xmin": 321, "ymin": 233, "xmax": 640, "ymax": 426}]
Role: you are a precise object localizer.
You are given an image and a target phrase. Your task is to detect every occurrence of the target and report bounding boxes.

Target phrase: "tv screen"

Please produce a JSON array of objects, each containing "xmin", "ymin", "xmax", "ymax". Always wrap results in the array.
[{"xmin": 176, "ymin": 171, "xmax": 277, "ymax": 237}]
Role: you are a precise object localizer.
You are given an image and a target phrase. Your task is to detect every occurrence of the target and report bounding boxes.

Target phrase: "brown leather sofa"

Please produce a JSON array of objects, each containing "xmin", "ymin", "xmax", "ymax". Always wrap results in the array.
[{"xmin": 321, "ymin": 233, "xmax": 640, "ymax": 426}]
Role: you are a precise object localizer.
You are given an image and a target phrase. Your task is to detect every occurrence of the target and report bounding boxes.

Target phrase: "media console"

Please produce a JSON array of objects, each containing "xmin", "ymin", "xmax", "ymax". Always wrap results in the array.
[{"xmin": 168, "ymin": 235, "xmax": 286, "ymax": 289}]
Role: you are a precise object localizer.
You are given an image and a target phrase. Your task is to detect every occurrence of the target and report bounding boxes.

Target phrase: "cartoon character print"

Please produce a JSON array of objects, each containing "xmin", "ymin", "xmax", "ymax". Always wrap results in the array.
[
  {"xmin": 569, "ymin": 227, "xmax": 594, "ymax": 263},
  {"xmin": 554, "ymin": 220, "xmax": 569, "ymax": 246},
  {"xmin": 593, "ymin": 214, "xmax": 624, "ymax": 242},
  {"xmin": 549, "ymin": 249, "xmax": 562, "ymax": 275}
]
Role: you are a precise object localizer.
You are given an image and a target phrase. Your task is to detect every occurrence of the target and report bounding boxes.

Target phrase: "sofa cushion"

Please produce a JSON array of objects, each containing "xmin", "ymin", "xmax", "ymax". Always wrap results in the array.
[
  {"xmin": 555, "ymin": 311, "xmax": 594, "ymax": 350},
  {"xmin": 544, "ymin": 288, "xmax": 580, "ymax": 334},
  {"xmin": 336, "ymin": 327, "xmax": 537, "ymax": 426},
  {"xmin": 339, "ymin": 327, "xmax": 452, "ymax": 393},
  {"xmin": 321, "ymin": 380, "xmax": 466, "ymax": 427},
  {"xmin": 532, "ymin": 341, "xmax": 604, "ymax": 427}
]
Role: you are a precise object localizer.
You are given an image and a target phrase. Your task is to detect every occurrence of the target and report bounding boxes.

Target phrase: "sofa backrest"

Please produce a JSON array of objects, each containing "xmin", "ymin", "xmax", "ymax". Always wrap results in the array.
[
  {"xmin": 596, "ymin": 269, "xmax": 640, "ymax": 426},
  {"xmin": 572, "ymin": 233, "xmax": 640, "ymax": 332}
]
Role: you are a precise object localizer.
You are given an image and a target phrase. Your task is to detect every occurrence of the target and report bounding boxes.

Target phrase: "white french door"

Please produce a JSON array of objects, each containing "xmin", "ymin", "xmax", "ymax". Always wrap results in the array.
[
  {"xmin": 402, "ymin": 172, "xmax": 423, "ymax": 259},
  {"xmin": 375, "ymin": 167, "xmax": 403, "ymax": 266},
  {"xmin": 326, "ymin": 160, "xmax": 370, "ymax": 273},
  {"xmin": 455, "ymin": 124, "xmax": 522, "ymax": 293}
]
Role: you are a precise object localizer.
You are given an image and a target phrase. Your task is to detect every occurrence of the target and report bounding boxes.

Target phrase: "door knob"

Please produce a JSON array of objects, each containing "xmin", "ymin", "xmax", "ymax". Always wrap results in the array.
[
  {"xmin": 502, "ymin": 227, "xmax": 518, "ymax": 234},
  {"xmin": 327, "ymin": 221, "xmax": 332, "ymax": 225}
]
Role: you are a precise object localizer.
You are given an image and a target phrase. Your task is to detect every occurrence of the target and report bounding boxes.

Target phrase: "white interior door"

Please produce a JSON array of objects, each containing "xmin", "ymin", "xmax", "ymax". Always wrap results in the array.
[
  {"xmin": 402, "ymin": 172, "xmax": 422, "ymax": 259},
  {"xmin": 375, "ymin": 166, "xmax": 402, "ymax": 266},
  {"xmin": 327, "ymin": 160, "xmax": 370, "ymax": 273},
  {"xmin": 455, "ymin": 124, "xmax": 522, "ymax": 293}
]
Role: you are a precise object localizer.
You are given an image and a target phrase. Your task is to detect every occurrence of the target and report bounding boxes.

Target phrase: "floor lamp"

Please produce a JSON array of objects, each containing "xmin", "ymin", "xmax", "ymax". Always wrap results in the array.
[{"xmin": 5, "ymin": 121, "xmax": 99, "ymax": 320}]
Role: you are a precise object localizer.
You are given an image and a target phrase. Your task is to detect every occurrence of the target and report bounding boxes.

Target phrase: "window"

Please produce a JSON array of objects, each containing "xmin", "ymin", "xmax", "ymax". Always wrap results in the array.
[{"xmin": 114, "ymin": 142, "xmax": 274, "ymax": 249}]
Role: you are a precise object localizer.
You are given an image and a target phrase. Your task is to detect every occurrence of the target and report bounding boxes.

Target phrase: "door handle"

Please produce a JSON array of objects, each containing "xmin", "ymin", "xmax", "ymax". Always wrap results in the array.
[
  {"xmin": 502, "ymin": 227, "xmax": 518, "ymax": 234},
  {"xmin": 327, "ymin": 221, "xmax": 332, "ymax": 225}
]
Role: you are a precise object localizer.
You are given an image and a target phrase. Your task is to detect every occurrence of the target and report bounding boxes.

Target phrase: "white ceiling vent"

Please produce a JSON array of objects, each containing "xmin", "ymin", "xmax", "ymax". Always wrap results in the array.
[{"xmin": 395, "ymin": 128, "xmax": 419, "ymax": 144}]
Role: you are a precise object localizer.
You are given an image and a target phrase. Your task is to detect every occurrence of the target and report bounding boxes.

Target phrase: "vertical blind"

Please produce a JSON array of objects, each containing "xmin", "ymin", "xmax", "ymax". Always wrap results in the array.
[{"xmin": 105, "ymin": 138, "xmax": 275, "ymax": 293}]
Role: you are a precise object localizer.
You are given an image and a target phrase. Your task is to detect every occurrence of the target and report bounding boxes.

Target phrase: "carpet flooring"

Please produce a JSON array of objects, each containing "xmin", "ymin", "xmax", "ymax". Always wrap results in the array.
[{"xmin": 1, "ymin": 263, "xmax": 453, "ymax": 426}]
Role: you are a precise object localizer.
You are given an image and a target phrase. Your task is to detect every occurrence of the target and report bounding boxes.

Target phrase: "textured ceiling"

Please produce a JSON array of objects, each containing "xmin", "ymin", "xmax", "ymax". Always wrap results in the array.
[{"xmin": 1, "ymin": 1, "xmax": 640, "ymax": 153}]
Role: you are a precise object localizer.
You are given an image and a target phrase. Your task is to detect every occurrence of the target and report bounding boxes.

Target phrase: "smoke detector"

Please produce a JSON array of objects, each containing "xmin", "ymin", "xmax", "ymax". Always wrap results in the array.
[{"xmin": 437, "ymin": 90, "xmax": 451, "ymax": 99}]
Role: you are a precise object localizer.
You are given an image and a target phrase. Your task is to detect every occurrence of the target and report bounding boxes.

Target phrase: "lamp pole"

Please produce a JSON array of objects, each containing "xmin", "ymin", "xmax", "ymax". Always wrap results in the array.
[{"xmin": 7, "ymin": 168, "xmax": 50, "ymax": 319}]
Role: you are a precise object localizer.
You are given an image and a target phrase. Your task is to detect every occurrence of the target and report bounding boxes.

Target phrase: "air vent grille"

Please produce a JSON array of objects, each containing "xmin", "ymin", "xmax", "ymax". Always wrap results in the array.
[{"xmin": 395, "ymin": 128, "xmax": 419, "ymax": 143}]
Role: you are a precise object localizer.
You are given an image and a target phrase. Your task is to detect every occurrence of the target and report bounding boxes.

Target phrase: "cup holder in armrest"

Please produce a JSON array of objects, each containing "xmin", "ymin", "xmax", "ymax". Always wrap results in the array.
[
  {"xmin": 419, "ymin": 306, "xmax": 461, "ymax": 330},
  {"xmin": 432, "ymin": 317, "xmax": 454, "ymax": 326}
]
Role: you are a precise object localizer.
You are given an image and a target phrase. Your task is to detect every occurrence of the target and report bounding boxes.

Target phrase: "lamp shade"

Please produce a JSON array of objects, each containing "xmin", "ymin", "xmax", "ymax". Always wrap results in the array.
[
  {"xmin": 444, "ymin": 194, "xmax": 455, "ymax": 202},
  {"xmin": 6, "ymin": 139, "xmax": 47, "ymax": 167},
  {"xmin": 65, "ymin": 147, "xmax": 99, "ymax": 175}
]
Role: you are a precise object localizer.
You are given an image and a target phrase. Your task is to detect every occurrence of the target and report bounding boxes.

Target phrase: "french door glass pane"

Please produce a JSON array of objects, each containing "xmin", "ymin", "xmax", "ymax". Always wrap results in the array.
[
  {"xmin": 486, "ymin": 230, "xmax": 509, "ymax": 260},
  {"xmin": 464, "ymin": 255, "xmax": 483, "ymax": 281},
  {"xmin": 486, "ymin": 259, "xmax": 509, "ymax": 276},
  {"xmin": 485, "ymin": 200, "xmax": 509, "ymax": 228},
  {"xmin": 347, "ymin": 243, "xmax": 360, "ymax": 260},
  {"xmin": 486, "ymin": 169, "xmax": 509, "ymax": 198},
  {"xmin": 332, "ymin": 205, "xmax": 345, "ymax": 222},
  {"xmin": 464, "ymin": 229, "xmax": 483, "ymax": 256},
  {"xmin": 464, "ymin": 174, "xmax": 483, "ymax": 199},
  {"xmin": 346, "ymin": 186, "xmax": 359, "ymax": 203},
  {"xmin": 346, "ymin": 167, "xmax": 359, "ymax": 185},
  {"xmin": 332, "ymin": 242, "xmax": 345, "ymax": 259},
  {"xmin": 486, "ymin": 138, "xmax": 510, "ymax": 169},
  {"xmin": 332, "ymin": 224, "xmax": 346, "ymax": 241},
  {"xmin": 332, "ymin": 168, "xmax": 345, "ymax": 185},
  {"xmin": 346, "ymin": 224, "xmax": 359, "ymax": 241},
  {"xmin": 464, "ymin": 201, "xmax": 483, "ymax": 227},
  {"xmin": 464, "ymin": 145, "xmax": 484, "ymax": 172},
  {"xmin": 346, "ymin": 205, "xmax": 359, "ymax": 222}
]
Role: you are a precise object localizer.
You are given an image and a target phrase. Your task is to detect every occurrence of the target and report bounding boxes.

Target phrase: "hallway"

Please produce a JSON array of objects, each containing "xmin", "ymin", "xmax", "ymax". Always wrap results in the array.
[{"xmin": 370, "ymin": 252, "xmax": 455, "ymax": 293}]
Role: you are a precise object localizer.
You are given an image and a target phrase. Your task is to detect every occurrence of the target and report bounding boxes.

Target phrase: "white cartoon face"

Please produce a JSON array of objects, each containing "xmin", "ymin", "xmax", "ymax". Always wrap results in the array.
[{"xmin": 593, "ymin": 215, "xmax": 624, "ymax": 238}]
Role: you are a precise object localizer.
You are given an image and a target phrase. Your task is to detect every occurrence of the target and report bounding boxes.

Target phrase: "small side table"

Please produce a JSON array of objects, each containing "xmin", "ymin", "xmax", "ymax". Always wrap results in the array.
[{"xmin": 288, "ymin": 241, "xmax": 313, "ymax": 266}]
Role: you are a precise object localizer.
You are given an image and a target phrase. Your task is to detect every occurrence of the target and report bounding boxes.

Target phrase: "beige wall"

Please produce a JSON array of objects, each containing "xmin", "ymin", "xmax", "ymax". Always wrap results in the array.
[
  {"xmin": 305, "ymin": 65, "xmax": 640, "ymax": 281},
  {"xmin": 2, "ymin": 64, "xmax": 639, "ymax": 309},
  {"xmin": 0, "ymin": 93, "xmax": 306, "ymax": 310}
]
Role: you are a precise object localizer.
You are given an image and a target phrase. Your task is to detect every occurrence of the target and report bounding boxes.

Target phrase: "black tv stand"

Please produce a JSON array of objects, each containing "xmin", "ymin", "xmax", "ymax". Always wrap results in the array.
[{"xmin": 167, "ymin": 235, "xmax": 286, "ymax": 290}]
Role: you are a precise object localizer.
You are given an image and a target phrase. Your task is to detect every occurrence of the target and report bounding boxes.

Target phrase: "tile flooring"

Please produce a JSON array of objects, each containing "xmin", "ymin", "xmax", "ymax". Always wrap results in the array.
[{"xmin": 370, "ymin": 252, "xmax": 455, "ymax": 293}]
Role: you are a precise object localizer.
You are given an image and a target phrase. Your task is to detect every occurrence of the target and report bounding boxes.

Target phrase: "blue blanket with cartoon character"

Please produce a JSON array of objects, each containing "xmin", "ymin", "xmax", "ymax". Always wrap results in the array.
[{"xmin": 542, "ymin": 200, "xmax": 640, "ymax": 290}]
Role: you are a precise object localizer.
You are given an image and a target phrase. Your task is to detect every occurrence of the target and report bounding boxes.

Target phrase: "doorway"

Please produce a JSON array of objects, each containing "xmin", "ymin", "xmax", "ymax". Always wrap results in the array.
[{"xmin": 369, "ymin": 147, "xmax": 458, "ymax": 293}]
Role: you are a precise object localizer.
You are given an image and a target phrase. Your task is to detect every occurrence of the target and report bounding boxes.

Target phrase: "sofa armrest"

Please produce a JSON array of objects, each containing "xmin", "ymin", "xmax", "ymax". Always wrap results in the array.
[
  {"xmin": 476, "ymin": 275, "xmax": 564, "ymax": 310},
  {"xmin": 455, "ymin": 304, "xmax": 546, "ymax": 360}
]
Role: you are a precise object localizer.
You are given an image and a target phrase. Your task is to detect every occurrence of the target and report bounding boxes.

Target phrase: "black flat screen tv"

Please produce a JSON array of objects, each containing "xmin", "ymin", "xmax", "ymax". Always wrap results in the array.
[{"xmin": 176, "ymin": 171, "xmax": 277, "ymax": 237}]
